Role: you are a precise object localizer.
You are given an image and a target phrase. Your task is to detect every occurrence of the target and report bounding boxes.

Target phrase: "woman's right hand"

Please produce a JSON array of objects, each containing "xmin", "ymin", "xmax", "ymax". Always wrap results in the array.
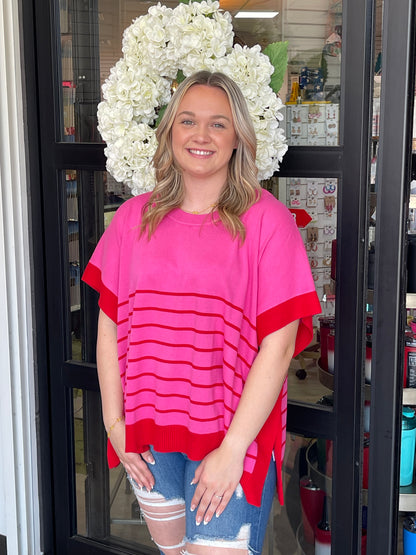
[
  {"xmin": 109, "ymin": 420, "xmax": 155, "ymax": 491},
  {"xmin": 97, "ymin": 310, "xmax": 155, "ymax": 491}
]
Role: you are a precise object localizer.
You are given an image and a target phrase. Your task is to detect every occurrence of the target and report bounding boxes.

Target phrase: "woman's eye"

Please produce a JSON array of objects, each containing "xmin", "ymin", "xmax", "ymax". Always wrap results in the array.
[
  {"xmin": 181, "ymin": 119, "xmax": 194, "ymax": 125},
  {"xmin": 213, "ymin": 122, "xmax": 225, "ymax": 129}
]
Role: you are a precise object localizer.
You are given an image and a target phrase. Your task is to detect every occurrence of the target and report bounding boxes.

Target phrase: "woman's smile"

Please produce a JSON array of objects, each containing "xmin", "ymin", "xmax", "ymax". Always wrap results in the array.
[{"xmin": 187, "ymin": 148, "xmax": 215, "ymax": 157}]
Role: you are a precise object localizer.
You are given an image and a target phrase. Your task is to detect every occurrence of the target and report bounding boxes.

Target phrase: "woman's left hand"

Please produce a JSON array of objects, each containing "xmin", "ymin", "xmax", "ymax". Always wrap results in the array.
[{"xmin": 190, "ymin": 443, "xmax": 244, "ymax": 525}]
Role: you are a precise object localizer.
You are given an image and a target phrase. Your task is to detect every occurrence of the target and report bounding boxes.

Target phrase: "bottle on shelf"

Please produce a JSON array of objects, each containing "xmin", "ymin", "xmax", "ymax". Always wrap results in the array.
[
  {"xmin": 401, "ymin": 407, "xmax": 416, "ymax": 486},
  {"xmin": 299, "ymin": 476, "xmax": 325, "ymax": 544},
  {"xmin": 315, "ymin": 495, "xmax": 331, "ymax": 554}
]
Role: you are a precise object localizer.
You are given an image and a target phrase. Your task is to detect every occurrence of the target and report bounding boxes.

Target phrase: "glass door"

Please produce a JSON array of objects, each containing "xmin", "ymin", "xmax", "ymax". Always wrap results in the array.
[{"xmin": 28, "ymin": 0, "xmax": 385, "ymax": 553}]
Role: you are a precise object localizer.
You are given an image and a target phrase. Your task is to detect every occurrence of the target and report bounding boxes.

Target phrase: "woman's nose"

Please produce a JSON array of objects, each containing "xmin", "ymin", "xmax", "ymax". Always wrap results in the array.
[{"xmin": 193, "ymin": 125, "xmax": 210, "ymax": 142}]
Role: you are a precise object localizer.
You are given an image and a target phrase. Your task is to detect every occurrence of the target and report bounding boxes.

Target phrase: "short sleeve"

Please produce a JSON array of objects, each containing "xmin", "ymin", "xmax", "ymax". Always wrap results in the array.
[
  {"xmin": 81, "ymin": 208, "xmax": 123, "ymax": 323},
  {"xmin": 255, "ymin": 197, "xmax": 321, "ymax": 356}
]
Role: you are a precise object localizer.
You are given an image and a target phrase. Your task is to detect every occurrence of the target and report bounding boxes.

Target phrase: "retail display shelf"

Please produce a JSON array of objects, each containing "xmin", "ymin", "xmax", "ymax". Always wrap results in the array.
[
  {"xmin": 407, "ymin": 293, "xmax": 416, "ymax": 308},
  {"xmin": 318, "ymin": 366, "xmax": 371, "ymax": 401},
  {"xmin": 403, "ymin": 388, "xmax": 416, "ymax": 405},
  {"xmin": 399, "ymin": 484, "xmax": 416, "ymax": 512},
  {"xmin": 367, "ymin": 289, "xmax": 416, "ymax": 306}
]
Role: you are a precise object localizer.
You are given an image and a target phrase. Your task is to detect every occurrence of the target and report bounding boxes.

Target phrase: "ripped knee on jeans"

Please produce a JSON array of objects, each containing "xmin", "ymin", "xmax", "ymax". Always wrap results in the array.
[
  {"xmin": 129, "ymin": 482, "xmax": 186, "ymax": 554},
  {"xmin": 184, "ymin": 523, "xmax": 252, "ymax": 554}
]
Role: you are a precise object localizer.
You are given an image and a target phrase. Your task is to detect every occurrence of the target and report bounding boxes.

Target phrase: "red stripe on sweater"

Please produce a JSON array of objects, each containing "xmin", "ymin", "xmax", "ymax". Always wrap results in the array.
[
  {"xmin": 126, "ymin": 371, "xmax": 225, "ymax": 388},
  {"xmin": 126, "ymin": 388, "xmax": 225, "ymax": 405},
  {"xmin": 126, "ymin": 338, "xmax": 224, "ymax": 353},
  {"xmin": 126, "ymin": 355, "xmax": 224, "ymax": 372},
  {"xmin": 125, "ymin": 404, "xmax": 225, "ymax": 422},
  {"xmin": 129, "ymin": 289, "xmax": 256, "ymax": 331}
]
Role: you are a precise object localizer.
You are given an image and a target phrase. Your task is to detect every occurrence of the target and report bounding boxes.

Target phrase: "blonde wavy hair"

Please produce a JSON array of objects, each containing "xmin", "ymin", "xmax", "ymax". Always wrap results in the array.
[{"xmin": 141, "ymin": 71, "xmax": 261, "ymax": 241}]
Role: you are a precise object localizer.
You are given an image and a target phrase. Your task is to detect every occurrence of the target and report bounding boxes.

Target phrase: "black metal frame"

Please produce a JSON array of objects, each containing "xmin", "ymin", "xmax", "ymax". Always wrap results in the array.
[
  {"xmin": 21, "ymin": 0, "xmax": 416, "ymax": 552},
  {"xmin": 367, "ymin": 0, "xmax": 416, "ymax": 553},
  {"xmin": 331, "ymin": 0, "xmax": 375, "ymax": 552}
]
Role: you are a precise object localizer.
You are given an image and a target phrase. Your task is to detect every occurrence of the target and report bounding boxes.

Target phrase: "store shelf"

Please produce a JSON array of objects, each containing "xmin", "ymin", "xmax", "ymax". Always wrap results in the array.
[
  {"xmin": 407, "ymin": 293, "xmax": 416, "ymax": 309},
  {"xmin": 318, "ymin": 366, "xmax": 334, "ymax": 391},
  {"xmin": 366, "ymin": 289, "xmax": 416, "ymax": 306},
  {"xmin": 403, "ymin": 388, "xmax": 416, "ymax": 405},
  {"xmin": 400, "ymin": 484, "xmax": 416, "ymax": 512},
  {"xmin": 318, "ymin": 366, "xmax": 371, "ymax": 401}
]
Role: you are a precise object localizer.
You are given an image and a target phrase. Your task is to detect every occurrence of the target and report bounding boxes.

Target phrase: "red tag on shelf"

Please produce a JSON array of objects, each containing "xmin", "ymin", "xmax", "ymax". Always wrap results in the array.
[{"xmin": 289, "ymin": 208, "xmax": 312, "ymax": 228}]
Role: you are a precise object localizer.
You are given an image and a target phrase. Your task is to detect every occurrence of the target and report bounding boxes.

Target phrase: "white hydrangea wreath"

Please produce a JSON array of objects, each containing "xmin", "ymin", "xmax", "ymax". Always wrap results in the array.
[{"xmin": 97, "ymin": 0, "xmax": 288, "ymax": 195}]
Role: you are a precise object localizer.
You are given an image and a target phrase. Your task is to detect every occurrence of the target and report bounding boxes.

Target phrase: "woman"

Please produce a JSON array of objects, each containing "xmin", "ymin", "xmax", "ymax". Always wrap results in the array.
[{"xmin": 83, "ymin": 70, "xmax": 321, "ymax": 555}]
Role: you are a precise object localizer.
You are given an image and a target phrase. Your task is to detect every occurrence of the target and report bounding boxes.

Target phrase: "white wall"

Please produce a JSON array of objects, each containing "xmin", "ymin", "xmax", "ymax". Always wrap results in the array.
[{"xmin": 0, "ymin": 0, "xmax": 41, "ymax": 553}]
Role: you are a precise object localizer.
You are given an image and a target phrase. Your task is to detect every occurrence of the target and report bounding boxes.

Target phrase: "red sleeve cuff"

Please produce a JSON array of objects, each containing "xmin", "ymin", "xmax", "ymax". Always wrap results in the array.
[
  {"xmin": 82, "ymin": 262, "xmax": 118, "ymax": 323},
  {"xmin": 257, "ymin": 291, "xmax": 321, "ymax": 356},
  {"xmin": 107, "ymin": 438, "xmax": 121, "ymax": 468}
]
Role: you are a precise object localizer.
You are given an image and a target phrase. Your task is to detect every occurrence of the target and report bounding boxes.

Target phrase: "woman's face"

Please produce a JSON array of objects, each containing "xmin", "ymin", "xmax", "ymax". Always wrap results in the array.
[{"xmin": 171, "ymin": 84, "xmax": 238, "ymax": 189}]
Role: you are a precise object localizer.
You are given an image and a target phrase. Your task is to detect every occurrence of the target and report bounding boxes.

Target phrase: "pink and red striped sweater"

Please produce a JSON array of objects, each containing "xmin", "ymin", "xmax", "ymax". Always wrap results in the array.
[{"xmin": 82, "ymin": 189, "xmax": 321, "ymax": 506}]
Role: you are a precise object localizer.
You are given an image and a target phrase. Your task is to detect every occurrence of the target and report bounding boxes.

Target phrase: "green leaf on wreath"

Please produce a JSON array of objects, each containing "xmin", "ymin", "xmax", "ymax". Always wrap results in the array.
[
  {"xmin": 155, "ymin": 104, "xmax": 167, "ymax": 128},
  {"xmin": 263, "ymin": 41, "xmax": 288, "ymax": 95},
  {"xmin": 176, "ymin": 70, "xmax": 186, "ymax": 84}
]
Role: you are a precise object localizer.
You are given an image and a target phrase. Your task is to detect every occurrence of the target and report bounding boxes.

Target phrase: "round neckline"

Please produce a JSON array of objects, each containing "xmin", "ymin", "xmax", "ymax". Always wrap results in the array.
[{"xmin": 167, "ymin": 207, "xmax": 219, "ymax": 225}]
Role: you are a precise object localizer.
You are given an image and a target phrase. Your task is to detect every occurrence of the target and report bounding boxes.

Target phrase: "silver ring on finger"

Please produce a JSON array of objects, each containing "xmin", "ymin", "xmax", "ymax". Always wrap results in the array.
[{"xmin": 215, "ymin": 494, "xmax": 223, "ymax": 499}]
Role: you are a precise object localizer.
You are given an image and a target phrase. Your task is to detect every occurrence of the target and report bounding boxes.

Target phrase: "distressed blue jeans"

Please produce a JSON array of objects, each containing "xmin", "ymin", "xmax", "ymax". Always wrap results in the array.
[{"xmin": 128, "ymin": 447, "xmax": 276, "ymax": 555}]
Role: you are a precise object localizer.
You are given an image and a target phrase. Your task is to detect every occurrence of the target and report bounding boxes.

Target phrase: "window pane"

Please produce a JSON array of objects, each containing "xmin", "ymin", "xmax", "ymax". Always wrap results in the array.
[
  {"xmin": 282, "ymin": 0, "xmax": 342, "ymax": 147},
  {"xmin": 66, "ymin": 170, "xmax": 82, "ymax": 360},
  {"xmin": 59, "ymin": 0, "xmax": 341, "ymax": 145},
  {"xmin": 73, "ymin": 388, "xmax": 155, "ymax": 548},
  {"xmin": 64, "ymin": 170, "xmax": 131, "ymax": 362},
  {"xmin": 273, "ymin": 433, "xmax": 334, "ymax": 553},
  {"xmin": 263, "ymin": 177, "xmax": 338, "ymax": 407}
]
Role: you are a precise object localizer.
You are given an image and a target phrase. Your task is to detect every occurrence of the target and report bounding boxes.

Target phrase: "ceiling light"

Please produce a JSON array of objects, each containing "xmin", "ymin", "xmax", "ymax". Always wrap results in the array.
[{"xmin": 234, "ymin": 11, "xmax": 279, "ymax": 18}]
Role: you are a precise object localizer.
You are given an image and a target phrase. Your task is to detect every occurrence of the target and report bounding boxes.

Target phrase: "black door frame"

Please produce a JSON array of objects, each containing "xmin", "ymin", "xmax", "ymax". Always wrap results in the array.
[
  {"xmin": 367, "ymin": 0, "xmax": 416, "ymax": 552},
  {"xmin": 22, "ymin": 0, "xmax": 414, "ymax": 552}
]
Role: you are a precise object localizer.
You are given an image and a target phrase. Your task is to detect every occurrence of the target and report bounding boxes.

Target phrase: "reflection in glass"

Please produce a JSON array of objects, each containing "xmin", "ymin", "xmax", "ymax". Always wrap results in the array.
[
  {"xmin": 60, "ymin": 0, "xmax": 101, "ymax": 142},
  {"xmin": 74, "ymin": 388, "xmax": 87, "ymax": 535},
  {"xmin": 272, "ymin": 434, "xmax": 335, "ymax": 554},
  {"xmin": 65, "ymin": 170, "xmax": 131, "ymax": 363},
  {"xmin": 59, "ymin": 0, "xmax": 342, "ymax": 146},
  {"xmin": 108, "ymin": 467, "xmax": 154, "ymax": 548},
  {"xmin": 73, "ymin": 387, "xmax": 155, "ymax": 548},
  {"xmin": 282, "ymin": 0, "xmax": 342, "ymax": 146},
  {"xmin": 263, "ymin": 178, "xmax": 337, "ymax": 406},
  {"xmin": 66, "ymin": 170, "xmax": 82, "ymax": 361}
]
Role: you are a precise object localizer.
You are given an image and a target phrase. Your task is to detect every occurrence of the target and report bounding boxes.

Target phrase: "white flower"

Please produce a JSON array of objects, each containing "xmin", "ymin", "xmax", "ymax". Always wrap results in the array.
[{"xmin": 98, "ymin": 0, "xmax": 287, "ymax": 194}]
